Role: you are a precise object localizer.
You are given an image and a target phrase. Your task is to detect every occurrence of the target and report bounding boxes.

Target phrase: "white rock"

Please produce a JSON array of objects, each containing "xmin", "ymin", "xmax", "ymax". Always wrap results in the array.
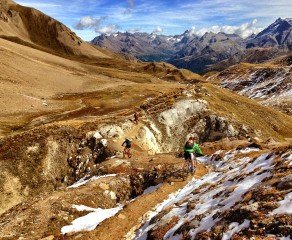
[
  {"xmin": 138, "ymin": 126, "xmax": 161, "ymax": 154},
  {"xmin": 158, "ymin": 100, "xmax": 207, "ymax": 137},
  {"xmin": 104, "ymin": 190, "xmax": 117, "ymax": 200},
  {"xmin": 99, "ymin": 125, "xmax": 124, "ymax": 138},
  {"xmin": 93, "ymin": 131, "xmax": 103, "ymax": 139},
  {"xmin": 100, "ymin": 139, "xmax": 108, "ymax": 147}
]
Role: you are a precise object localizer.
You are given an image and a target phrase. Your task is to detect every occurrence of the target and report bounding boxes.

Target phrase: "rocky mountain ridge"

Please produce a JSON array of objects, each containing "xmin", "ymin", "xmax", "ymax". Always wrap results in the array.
[{"xmin": 92, "ymin": 18, "xmax": 292, "ymax": 73}]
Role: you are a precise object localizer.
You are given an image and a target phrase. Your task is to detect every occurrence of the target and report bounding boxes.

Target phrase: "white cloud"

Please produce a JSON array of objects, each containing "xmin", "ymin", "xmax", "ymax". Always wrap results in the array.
[
  {"xmin": 17, "ymin": 2, "xmax": 61, "ymax": 8},
  {"xmin": 126, "ymin": 27, "xmax": 141, "ymax": 33},
  {"xmin": 152, "ymin": 26, "xmax": 163, "ymax": 34},
  {"xmin": 75, "ymin": 16, "xmax": 106, "ymax": 30},
  {"xmin": 96, "ymin": 24, "xmax": 119, "ymax": 35},
  {"xmin": 191, "ymin": 19, "xmax": 263, "ymax": 38}
]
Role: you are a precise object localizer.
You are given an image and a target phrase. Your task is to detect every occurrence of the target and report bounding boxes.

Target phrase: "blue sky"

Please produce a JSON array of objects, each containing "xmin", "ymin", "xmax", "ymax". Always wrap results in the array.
[{"xmin": 15, "ymin": 0, "xmax": 292, "ymax": 40}]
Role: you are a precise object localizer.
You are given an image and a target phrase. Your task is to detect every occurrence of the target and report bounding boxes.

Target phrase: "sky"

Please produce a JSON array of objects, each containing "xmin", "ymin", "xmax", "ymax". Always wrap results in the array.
[{"xmin": 15, "ymin": 0, "xmax": 292, "ymax": 41}]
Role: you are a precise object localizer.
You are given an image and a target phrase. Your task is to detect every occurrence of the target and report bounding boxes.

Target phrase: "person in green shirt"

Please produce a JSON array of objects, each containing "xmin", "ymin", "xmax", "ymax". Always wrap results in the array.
[{"xmin": 183, "ymin": 137, "xmax": 203, "ymax": 173}]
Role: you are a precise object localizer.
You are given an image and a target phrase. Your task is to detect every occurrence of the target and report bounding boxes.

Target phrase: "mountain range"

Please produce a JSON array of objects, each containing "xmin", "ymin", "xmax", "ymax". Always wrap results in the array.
[{"xmin": 92, "ymin": 18, "xmax": 292, "ymax": 73}]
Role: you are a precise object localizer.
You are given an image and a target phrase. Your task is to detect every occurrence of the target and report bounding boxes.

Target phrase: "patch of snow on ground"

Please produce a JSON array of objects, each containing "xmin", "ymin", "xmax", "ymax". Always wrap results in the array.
[
  {"xmin": 68, "ymin": 174, "xmax": 117, "ymax": 189},
  {"xmin": 279, "ymin": 237, "xmax": 291, "ymax": 240},
  {"xmin": 143, "ymin": 184, "xmax": 163, "ymax": 195},
  {"xmin": 135, "ymin": 173, "xmax": 220, "ymax": 240},
  {"xmin": 271, "ymin": 192, "xmax": 292, "ymax": 215},
  {"xmin": 239, "ymin": 147, "xmax": 259, "ymax": 154},
  {"xmin": 61, "ymin": 204, "xmax": 123, "ymax": 234},
  {"xmin": 244, "ymin": 153, "xmax": 274, "ymax": 174},
  {"xmin": 72, "ymin": 204, "xmax": 97, "ymax": 212},
  {"xmin": 67, "ymin": 175, "xmax": 88, "ymax": 189},
  {"xmin": 222, "ymin": 220, "xmax": 250, "ymax": 240},
  {"xmin": 133, "ymin": 150, "xmax": 275, "ymax": 240}
]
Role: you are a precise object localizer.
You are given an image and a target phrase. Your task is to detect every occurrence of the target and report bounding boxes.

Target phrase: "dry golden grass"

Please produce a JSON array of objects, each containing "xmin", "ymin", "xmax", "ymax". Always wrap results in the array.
[
  {"xmin": 0, "ymin": 37, "xmax": 185, "ymax": 136},
  {"xmin": 203, "ymin": 83, "xmax": 292, "ymax": 141}
]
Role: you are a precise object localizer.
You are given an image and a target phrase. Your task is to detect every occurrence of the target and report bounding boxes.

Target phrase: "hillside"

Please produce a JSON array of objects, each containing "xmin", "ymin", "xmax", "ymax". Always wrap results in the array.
[
  {"xmin": 1, "ymin": 33, "xmax": 292, "ymax": 215},
  {"xmin": 0, "ymin": 0, "xmax": 108, "ymax": 58},
  {"xmin": 207, "ymin": 54, "xmax": 292, "ymax": 115}
]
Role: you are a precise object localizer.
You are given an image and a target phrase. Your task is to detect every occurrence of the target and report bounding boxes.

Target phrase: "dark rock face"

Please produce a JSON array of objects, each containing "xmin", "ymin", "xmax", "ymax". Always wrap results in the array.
[
  {"xmin": 247, "ymin": 18, "xmax": 292, "ymax": 49},
  {"xmin": 92, "ymin": 18, "xmax": 292, "ymax": 73},
  {"xmin": 92, "ymin": 32, "xmax": 179, "ymax": 62}
]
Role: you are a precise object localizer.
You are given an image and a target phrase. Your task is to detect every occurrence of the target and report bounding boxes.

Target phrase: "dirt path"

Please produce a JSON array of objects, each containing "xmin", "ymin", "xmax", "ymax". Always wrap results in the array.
[{"xmin": 66, "ymin": 163, "xmax": 208, "ymax": 240}]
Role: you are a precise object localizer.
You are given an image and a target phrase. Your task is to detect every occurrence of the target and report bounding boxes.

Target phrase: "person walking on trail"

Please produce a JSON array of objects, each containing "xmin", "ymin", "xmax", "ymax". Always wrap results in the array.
[
  {"xmin": 122, "ymin": 138, "xmax": 132, "ymax": 158},
  {"xmin": 133, "ymin": 111, "xmax": 139, "ymax": 125},
  {"xmin": 183, "ymin": 137, "xmax": 203, "ymax": 173}
]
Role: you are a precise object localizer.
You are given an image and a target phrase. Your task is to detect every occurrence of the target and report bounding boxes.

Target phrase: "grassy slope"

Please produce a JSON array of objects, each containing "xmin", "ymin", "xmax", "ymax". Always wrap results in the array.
[
  {"xmin": 0, "ymin": 38, "xmax": 187, "ymax": 136},
  {"xmin": 203, "ymin": 83, "xmax": 292, "ymax": 141}
]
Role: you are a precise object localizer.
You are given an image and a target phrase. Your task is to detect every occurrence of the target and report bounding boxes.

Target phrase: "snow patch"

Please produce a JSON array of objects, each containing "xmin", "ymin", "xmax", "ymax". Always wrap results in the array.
[
  {"xmin": 143, "ymin": 184, "xmax": 163, "ymax": 195},
  {"xmin": 271, "ymin": 192, "xmax": 292, "ymax": 215},
  {"xmin": 61, "ymin": 204, "xmax": 123, "ymax": 234},
  {"xmin": 68, "ymin": 174, "xmax": 117, "ymax": 189},
  {"xmin": 72, "ymin": 204, "xmax": 97, "ymax": 212},
  {"xmin": 222, "ymin": 220, "xmax": 250, "ymax": 240}
]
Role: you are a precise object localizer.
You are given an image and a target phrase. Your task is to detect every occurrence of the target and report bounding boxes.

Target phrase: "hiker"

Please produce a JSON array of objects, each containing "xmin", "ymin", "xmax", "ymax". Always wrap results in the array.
[
  {"xmin": 122, "ymin": 138, "xmax": 132, "ymax": 158},
  {"xmin": 133, "ymin": 111, "xmax": 139, "ymax": 124},
  {"xmin": 183, "ymin": 137, "xmax": 203, "ymax": 173}
]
